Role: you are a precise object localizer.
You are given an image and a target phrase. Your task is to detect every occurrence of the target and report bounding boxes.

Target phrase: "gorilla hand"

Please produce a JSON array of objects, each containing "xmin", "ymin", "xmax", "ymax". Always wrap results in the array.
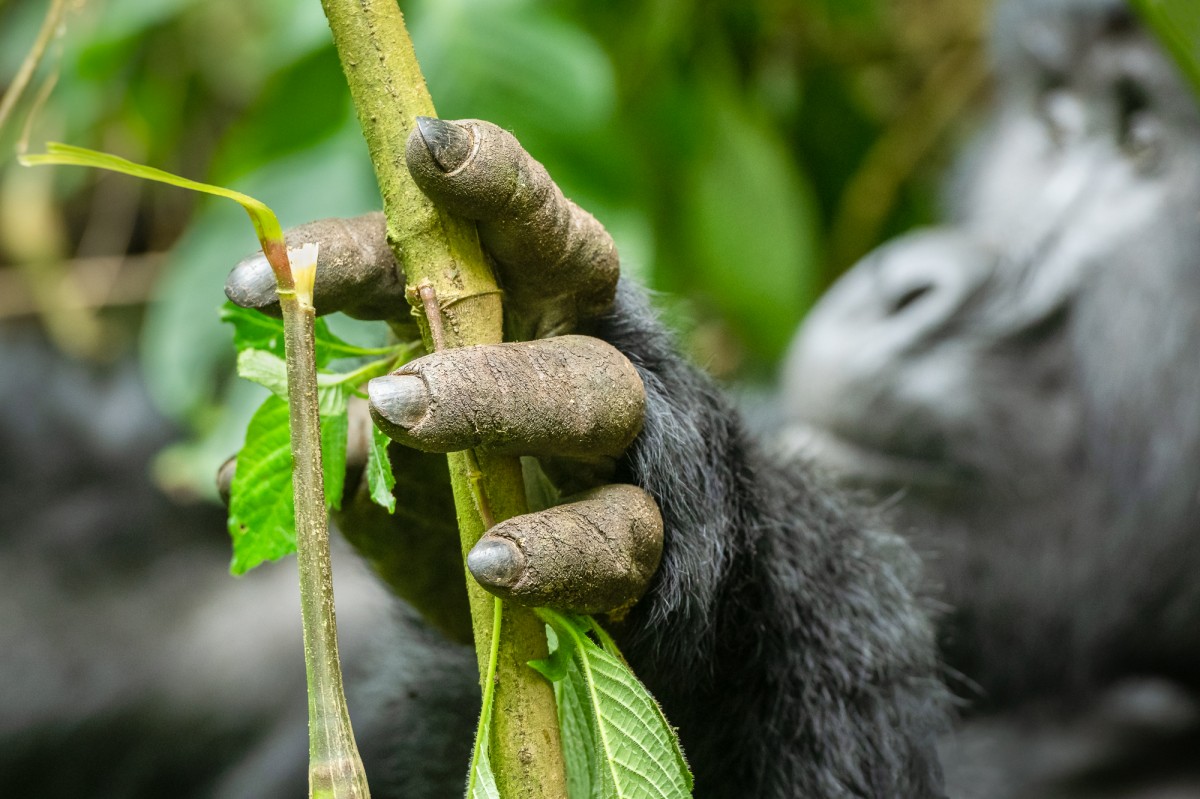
[{"xmin": 221, "ymin": 119, "xmax": 663, "ymax": 638}]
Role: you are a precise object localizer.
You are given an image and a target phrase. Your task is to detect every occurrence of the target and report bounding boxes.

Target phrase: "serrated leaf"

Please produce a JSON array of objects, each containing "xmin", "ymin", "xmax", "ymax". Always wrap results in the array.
[
  {"xmin": 226, "ymin": 388, "xmax": 350, "ymax": 572},
  {"xmin": 365, "ymin": 424, "xmax": 396, "ymax": 514},
  {"xmin": 539, "ymin": 611, "xmax": 693, "ymax": 799},
  {"xmin": 558, "ymin": 657, "xmax": 600, "ymax": 799},
  {"xmin": 227, "ymin": 396, "xmax": 296, "ymax": 575},
  {"xmin": 468, "ymin": 725, "xmax": 501, "ymax": 799},
  {"xmin": 583, "ymin": 646, "xmax": 693, "ymax": 798},
  {"xmin": 238, "ymin": 347, "xmax": 373, "ymax": 396}
]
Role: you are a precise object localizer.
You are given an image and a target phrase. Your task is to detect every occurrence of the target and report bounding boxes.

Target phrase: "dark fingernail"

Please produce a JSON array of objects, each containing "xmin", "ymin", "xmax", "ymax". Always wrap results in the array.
[
  {"xmin": 226, "ymin": 253, "xmax": 279, "ymax": 309},
  {"xmin": 416, "ymin": 117, "xmax": 473, "ymax": 172},
  {"xmin": 368, "ymin": 374, "xmax": 430, "ymax": 430},
  {"xmin": 467, "ymin": 537, "xmax": 526, "ymax": 590},
  {"xmin": 216, "ymin": 455, "xmax": 237, "ymax": 506}
]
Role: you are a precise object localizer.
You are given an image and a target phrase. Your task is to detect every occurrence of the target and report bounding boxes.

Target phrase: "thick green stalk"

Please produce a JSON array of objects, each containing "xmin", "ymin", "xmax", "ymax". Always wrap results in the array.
[
  {"xmin": 280, "ymin": 286, "xmax": 371, "ymax": 799},
  {"xmin": 318, "ymin": 1, "xmax": 567, "ymax": 797}
]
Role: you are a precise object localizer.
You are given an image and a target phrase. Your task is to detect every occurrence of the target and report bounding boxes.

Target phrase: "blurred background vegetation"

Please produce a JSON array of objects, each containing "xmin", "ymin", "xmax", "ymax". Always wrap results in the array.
[{"xmin": 0, "ymin": 0, "xmax": 993, "ymax": 500}]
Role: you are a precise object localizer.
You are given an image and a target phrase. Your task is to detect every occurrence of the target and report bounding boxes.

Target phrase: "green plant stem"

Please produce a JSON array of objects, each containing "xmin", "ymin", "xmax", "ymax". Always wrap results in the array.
[
  {"xmin": 280, "ymin": 288, "xmax": 371, "ymax": 799},
  {"xmin": 331, "ymin": 348, "xmax": 414, "ymax": 389},
  {"xmin": 318, "ymin": 2, "xmax": 567, "ymax": 796},
  {"xmin": 0, "ymin": 0, "xmax": 65, "ymax": 132},
  {"xmin": 466, "ymin": 596, "xmax": 505, "ymax": 798}
]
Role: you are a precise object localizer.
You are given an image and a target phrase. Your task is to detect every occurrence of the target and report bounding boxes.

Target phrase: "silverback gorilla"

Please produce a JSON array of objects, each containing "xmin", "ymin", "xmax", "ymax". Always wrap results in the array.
[
  {"xmin": 4, "ymin": 0, "xmax": 1200, "ymax": 797},
  {"xmin": 785, "ymin": 0, "xmax": 1200, "ymax": 794}
]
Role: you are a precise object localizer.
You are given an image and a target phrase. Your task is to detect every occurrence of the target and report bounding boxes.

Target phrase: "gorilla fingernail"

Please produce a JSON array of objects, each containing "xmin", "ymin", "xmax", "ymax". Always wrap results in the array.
[
  {"xmin": 225, "ymin": 253, "xmax": 279, "ymax": 309},
  {"xmin": 467, "ymin": 537, "xmax": 526, "ymax": 590},
  {"xmin": 368, "ymin": 374, "xmax": 430, "ymax": 432},
  {"xmin": 415, "ymin": 116, "xmax": 473, "ymax": 172}
]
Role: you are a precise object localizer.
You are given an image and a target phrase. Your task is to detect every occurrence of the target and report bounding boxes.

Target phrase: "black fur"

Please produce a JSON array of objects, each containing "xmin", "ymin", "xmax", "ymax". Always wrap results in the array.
[{"xmin": 595, "ymin": 282, "xmax": 947, "ymax": 798}]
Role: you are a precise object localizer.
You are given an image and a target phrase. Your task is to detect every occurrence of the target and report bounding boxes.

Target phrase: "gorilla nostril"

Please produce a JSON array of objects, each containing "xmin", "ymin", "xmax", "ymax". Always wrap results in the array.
[{"xmin": 889, "ymin": 283, "xmax": 934, "ymax": 316}]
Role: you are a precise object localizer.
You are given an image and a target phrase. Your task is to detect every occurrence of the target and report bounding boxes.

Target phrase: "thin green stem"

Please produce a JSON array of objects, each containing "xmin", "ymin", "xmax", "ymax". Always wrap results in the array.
[
  {"xmin": 280, "ymin": 287, "xmax": 370, "ymax": 799},
  {"xmin": 0, "ymin": 0, "xmax": 66, "ymax": 133},
  {"xmin": 324, "ymin": 341, "xmax": 413, "ymax": 359},
  {"xmin": 466, "ymin": 597, "xmax": 505, "ymax": 798},
  {"xmin": 327, "ymin": 347, "xmax": 416, "ymax": 389}
]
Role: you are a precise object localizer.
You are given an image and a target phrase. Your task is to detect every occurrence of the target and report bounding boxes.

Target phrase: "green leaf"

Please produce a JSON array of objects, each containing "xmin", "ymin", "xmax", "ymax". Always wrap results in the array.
[
  {"xmin": 521, "ymin": 457, "xmax": 561, "ymax": 513},
  {"xmin": 238, "ymin": 345, "xmax": 390, "ymax": 395},
  {"xmin": 141, "ymin": 123, "xmax": 383, "ymax": 426},
  {"xmin": 20, "ymin": 142, "xmax": 285, "ymax": 250},
  {"xmin": 222, "ymin": 302, "xmax": 289, "ymax": 361},
  {"xmin": 221, "ymin": 301, "xmax": 385, "ymax": 368},
  {"xmin": 226, "ymin": 387, "xmax": 350, "ymax": 572},
  {"xmin": 365, "ymin": 424, "xmax": 397, "ymax": 514},
  {"xmin": 237, "ymin": 348, "xmax": 289, "ymax": 399},
  {"xmin": 529, "ymin": 624, "xmax": 576, "ymax": 683},
  {"xmin": 1131, "ymin": 0, "xmax": 1200, "ymax": 98},
  {"xmin": 557, "ymin": 656, "xmax": 601, "ymax": 799},
  {"xmin": 227, "ymin": 396, "xmax": 296, "ymax": 575},
  {"xmin": 538, "ymin": 611, "xmax": 693, "ymax": 799},
  {"xmin": 468, "ymin": 726, "xmax": 501, "ymax": 799},
  {"xmin": 679, "ymin": 87, "xmax": 821, "ymax": 363},
  {"xmin": 319, "ymin": 385, "xmax": 349, "ymax": 512},
  {"xmin": 230, "ymin": 323, "xmax": 405, "ymax": 524}
]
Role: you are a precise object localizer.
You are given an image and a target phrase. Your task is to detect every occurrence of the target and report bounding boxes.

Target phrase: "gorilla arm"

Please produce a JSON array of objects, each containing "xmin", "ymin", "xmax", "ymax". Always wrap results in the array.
[{"xmin": 223, "ymin": 120, "xmax": 949, "ymax": 799}]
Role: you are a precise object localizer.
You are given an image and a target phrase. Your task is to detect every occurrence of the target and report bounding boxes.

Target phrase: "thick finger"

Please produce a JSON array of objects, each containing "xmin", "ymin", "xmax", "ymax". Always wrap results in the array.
[
  {"xmin": 406, "ymin": 118, "xmax": 619, "ymax": 338},
  {"xmin": 367, "ymin": 336, "xmax": 644, "ymax": 459},
  {"xmin": 224, "ymin": 212, "xmax": 408, "ymax": 321},
  {"xmin": 466, "ymin": 485, "xmax": 663, "ymax": 613}
]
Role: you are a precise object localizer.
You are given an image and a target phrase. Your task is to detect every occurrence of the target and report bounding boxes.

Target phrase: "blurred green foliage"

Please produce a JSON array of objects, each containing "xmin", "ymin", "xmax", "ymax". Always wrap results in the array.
[
  {"xmin": 1131, "ymin": 0, "xmax": 1200, "ymax": 96},
  {"xmin": 0, "ymin": 0, "xmax": 992, "ymax": 497}
]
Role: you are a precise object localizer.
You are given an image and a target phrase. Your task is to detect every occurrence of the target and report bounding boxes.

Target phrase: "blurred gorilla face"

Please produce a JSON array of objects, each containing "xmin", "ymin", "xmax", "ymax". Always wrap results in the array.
[{"xmin": 782, "ymin": 0, "xmax": 1200, "ymax": 703}]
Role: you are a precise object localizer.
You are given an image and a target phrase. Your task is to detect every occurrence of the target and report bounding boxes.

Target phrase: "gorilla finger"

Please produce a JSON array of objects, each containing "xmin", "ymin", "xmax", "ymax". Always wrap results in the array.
[
  {"xmin": 224, "ymin": 212, "xmax": 408, "ymax": 321},
  {"xmin": 406, "ymin": 118, "xmax": 618, "ymax": 337},
  {"xmin": 466, "ymin": 484, "xmax": 663, "ymax": 613},
  {"xmin": 367, "ymin": 336, "xmax": 644, "ymax": 459}
]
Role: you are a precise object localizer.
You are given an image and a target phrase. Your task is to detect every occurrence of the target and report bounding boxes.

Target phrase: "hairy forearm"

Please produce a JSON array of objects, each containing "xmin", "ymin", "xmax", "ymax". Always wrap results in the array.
[{"xmin": 590, "ymin": 279, "xmax": 948, "ymax": 798}]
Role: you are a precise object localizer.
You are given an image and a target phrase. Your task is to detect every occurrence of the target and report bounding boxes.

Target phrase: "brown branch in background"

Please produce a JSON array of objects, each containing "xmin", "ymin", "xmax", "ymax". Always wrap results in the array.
[
  {"xmin": 0, "ymin": 0, "xmax": 69, "ymax": 135},
  {"xmin": 0, "ymin": 253, "xmax": 166, "ymax": 320},
  {"xmin": 0, "ymin": 163, "xmax": 107, "ymax": 358}
]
